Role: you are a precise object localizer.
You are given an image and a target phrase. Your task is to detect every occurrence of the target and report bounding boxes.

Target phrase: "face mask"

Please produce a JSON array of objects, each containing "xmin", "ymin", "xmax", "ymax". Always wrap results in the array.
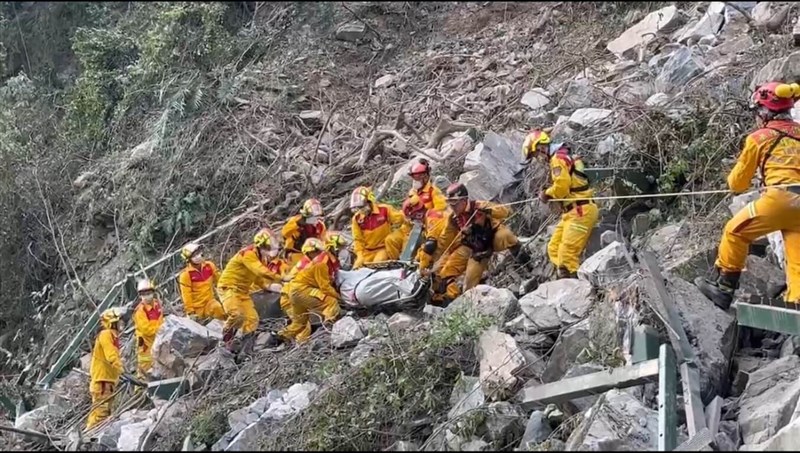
[
  {"xmin": 141, "ymin": 293, "xmax": 155, "ymax": 303},
  {"xmin": 190, "ymin": 254, "xmax": 203, "ymax": 265},
  {"xmin": 412, "ymin": 180, "xmax": 424, "ymax": 189}
]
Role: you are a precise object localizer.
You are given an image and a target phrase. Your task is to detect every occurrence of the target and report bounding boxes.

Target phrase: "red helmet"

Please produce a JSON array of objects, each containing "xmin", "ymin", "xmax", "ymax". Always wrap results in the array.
[
  {"xmin": 445, "ymin": 182, "xmax": 469, "ymax": 200},
  {"xmin": 408, "ymin": 159, "xmax": 431, "ymax": 178},
  {"xmin": 751, "ymin": 82, "xmax": 800, "ymax": 113}
]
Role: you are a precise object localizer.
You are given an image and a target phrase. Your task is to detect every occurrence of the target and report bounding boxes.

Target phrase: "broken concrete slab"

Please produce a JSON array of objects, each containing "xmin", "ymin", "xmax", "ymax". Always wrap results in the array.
[
  {"xmin": 606, "ymin": 6, "xmax": 687, "ymax": 59},
  {"xmin": 476, "ymin": 328, "xmax": 527, "ymax": 401},
  {"xmin": 517, "ymin": 279, "xmax": 594, "ymax": 333},
  {"xmin": 578, "ymin": 241, "xmax": 633, "ymax": 287},
  {"xmin": 566, "ymin": 389, "xmax": 658, "ymax": 450},
  {"xmin": 331, "ymin": 316, "xmax": 365, "ymax": 348},
  {"xmin": 446, "ymin": 285, "xmax": 518, "ymax": 324},
  {"xmin": 738, "ymin": 356, "xmax": 800, "ymax": 445}
]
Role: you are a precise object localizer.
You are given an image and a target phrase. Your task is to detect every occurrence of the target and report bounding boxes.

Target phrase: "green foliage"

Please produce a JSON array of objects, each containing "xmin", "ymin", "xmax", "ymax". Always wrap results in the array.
[{"xmin": 190, "ymin": 408, "xmax": 228, "ymax": 448}]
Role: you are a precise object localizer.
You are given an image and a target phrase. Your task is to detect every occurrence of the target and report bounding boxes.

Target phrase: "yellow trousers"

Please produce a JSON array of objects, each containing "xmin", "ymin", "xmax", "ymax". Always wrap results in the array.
[
  {"xmin": 279, "ymin": 290, "xmax": 294, "ymax": 319},
  {"xmin": 354, "ymin": 230, "xmax": 406, "ymax": 268},
  {"xmin": 547, "ymin": 202, "xmax": 599, "ymax": 273},
  {"xmin": 189, "ymin": 299, "xmax": 226, "ymax": 321},
  {"xmin": 287, "ymin": 251, "xmax": 304, "ymax": 268},
  {"xmin": 86, "ymin": 381, "xmax": 116, "ymax": 429},
  {"xmin": 717, "ymin": 188, "xmax": 800, "ymax": 302},
  {"xmin": 436, "ymin": 225, "xmax": 519, "ymax": 299},
  {"xmin": 221, "ymin": 289, "xmax": 259, "ymax": 335},
  {"xmin": 279, "ymin": 289, "xmax": 340, "ymax": 343},
  {"xmin": 136, "ymin": 346, "xmax": 152, "ymax": 380}
]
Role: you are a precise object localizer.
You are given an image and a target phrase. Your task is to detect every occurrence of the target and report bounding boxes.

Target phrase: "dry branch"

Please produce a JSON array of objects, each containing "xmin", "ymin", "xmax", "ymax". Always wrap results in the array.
[{"xmin": 427, "ymin": 117, "xmax": 476, "ymax": 148}]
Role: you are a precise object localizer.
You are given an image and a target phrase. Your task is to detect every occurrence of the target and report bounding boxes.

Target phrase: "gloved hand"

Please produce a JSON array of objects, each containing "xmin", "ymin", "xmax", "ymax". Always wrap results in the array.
[
  {"xmin": 539, "ymin": 190, "xmax": 551, "ymax": 203},
  {"xmin": 188, "ymin": 313, "xmax": 200, "ymax": 323},
  {"xmin": 267, "ymin": 283, "xmax": 282, "ymax": 293}
]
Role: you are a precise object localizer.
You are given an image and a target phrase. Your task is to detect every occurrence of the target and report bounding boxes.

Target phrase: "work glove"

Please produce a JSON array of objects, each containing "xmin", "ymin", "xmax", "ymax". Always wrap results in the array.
[
  {"xmin": 267, "ymin": 283, "xmax": 282, "ymax": 293},
  {"xmin": 539, "ymin": 190, "xmax": 551, "ymax": 203}
]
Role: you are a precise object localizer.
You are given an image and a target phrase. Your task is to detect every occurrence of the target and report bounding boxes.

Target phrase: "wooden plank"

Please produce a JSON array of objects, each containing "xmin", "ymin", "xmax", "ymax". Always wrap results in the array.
[
  {"xmin": 658, "ymin": 344, "xmax": 677, "ymax": 451},
  {"xmin": 704, "ymin": 396, "xmax": 723, "ymax": 437},
  {"xmin": 515, "ymin": 359, "xmax": 660, "ymax": 410},
  {"xmin": 674, "ymin": 427, "xmax": 713, "ymax": 451},
  {"xmin": 736, "ymin": 302, "xmax": 800, "ymax": 336},
  {"xmin": 680, "ymin": 362, "xmax": 708, "ymax": 436}
]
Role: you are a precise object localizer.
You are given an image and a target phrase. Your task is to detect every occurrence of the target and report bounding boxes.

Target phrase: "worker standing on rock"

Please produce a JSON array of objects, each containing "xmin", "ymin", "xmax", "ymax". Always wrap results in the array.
[
  {"xmin": 407, "ymin": 158, "xmax": 447, "ymax": 211},
  {"xmin": 523, "ymin": 129, "xmax": 599, "ymax": 279},
  {"xmin": 281, "ymin": 198, "xmax": 327, "ymax": 267},
  {"xmin": 277, "ymin": 234, "xmax": 346, "ymax": 344},
  {"xmin": 132, "ymin": 279, "xmax": 164, "ymax": 380},
  {"xmin": 433, "ymin": 183, "xmax": 529, "ymax": 305},
  {"xmin": 349, "ymin": 186, "xmax": 408, "ymax": 268},
  {"xmin": 87, "ymin": 308, "xmax": 125, "ymax": 429},
  {"xmin": 696, "ymin": 81, "xmax": 800, "ymax": 310},
  {"xmin": 178, "ymin": 243, "xmax": 225, "ymax": 322},
  {"xmin": 217, "ymin": 228, "xmax": 283, "ymax": 355}
]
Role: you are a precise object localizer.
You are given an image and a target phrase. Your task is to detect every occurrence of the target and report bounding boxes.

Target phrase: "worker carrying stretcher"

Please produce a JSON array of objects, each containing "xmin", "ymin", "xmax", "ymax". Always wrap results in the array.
[
  {"xmin": 522, "ymin": 129, "xmax": 599, "ymax": 279},
  {"xmin": 349, "ymin": 186, "xmax": 408, "ymax": 268},
  {"xmin": 696, "ymin": 81, "xmax": 800, "ymax": 310}
]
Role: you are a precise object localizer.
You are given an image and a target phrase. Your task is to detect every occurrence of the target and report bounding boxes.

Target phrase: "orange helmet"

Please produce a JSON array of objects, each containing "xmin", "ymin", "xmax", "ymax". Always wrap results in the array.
[
  {"xmin": 402, "ymin": 194, "xmax": 427, "ymax": 220},
  {"xmin": 751, "ymin": 82, "xmax": 800, "ymax": 113},
  {"xmin": 522, "ymin": 129, "xmax": 551, "ymax": 160}
]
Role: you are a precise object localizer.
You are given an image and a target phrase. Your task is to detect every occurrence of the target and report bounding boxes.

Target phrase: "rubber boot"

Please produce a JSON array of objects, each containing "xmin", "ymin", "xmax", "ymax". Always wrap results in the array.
[
  {"xmin": 509, "ymin": 243, "xmax": 531, "ymax": 266},
  {"xmin": 265, "ymin": 332, "xmax": 287, "ymax": 348},
  {"xmin": 556, "ymin": 266, "xmax": 577, "ymax": 280},
  {"xmin": 222, "ymin": 327, "xmax": 238, "ymax": 354},
  {"xmin": 694, "ymin": 270, "xmax": 740, "ymax": 310}
]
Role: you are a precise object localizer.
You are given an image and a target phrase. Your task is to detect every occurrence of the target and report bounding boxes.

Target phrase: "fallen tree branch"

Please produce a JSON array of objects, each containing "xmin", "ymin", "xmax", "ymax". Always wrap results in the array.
[
  {"xmin": 357, "ymin": 129, "xmax": 443, "ymax": 168},
  {"xmin": 427, "ymin": 116, "xmax": 476, "ymax": 148},
  {"xmin": 0, "ymin": 424, "xmax": 61, "ymax": 442}
]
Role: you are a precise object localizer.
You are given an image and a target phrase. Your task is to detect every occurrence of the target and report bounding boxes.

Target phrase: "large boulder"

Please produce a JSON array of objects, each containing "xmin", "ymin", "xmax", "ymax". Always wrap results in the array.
[
  {"xmin": 519, "ymin": 410, "xmax": 552, "ymax": 449},
  {"xmin": 331, "ymin": 316, "xmax": 365, "ymax": 348},
  {"xmin": 520, "ymin": 88, "xmax": 553, "ymax": 111},
  {"xmin": 665, "ymin": 276, "xmax": 736, "ymax": 400},
  {"xmin": 96, "ymin": 410, "xmax": 150, "ymax": 450},
  {"xmin": 606, "ymin": 6, "xmax": 687, "ymax": 59},
  {"xmin": 117, "ymin": 419, "xmax": 153, "ymax": 451},
  {"xmin": 476, "ymin": 328, "xmax": 527, "ymax": 401},
  {"xmin": 743, "ymin": 416, "xmax": 800, "ymax": 451},
  {"xmin": 515, "ymin": 279, "xmax": 594, "ymax": 333},
  {"xmin": 151, "ymin": 315, "xmax": 220, "ymax": 379},
  {"xmin": 566, "ymin": 389, "xmax": 658, "ymax": 450},
  {"xmin": 655, "ymin": 46, "xmax": 704, "ymax": 93},
  {"xmin": 459, "ymin": 132, "xmax": 524, "ymax": 202},
  {"xmin": 14, "ymin": 404, "xmax": 64, "ymax": 433},
  {"xmin": 446, "ymin": 285, "xmax": 518, "ymax": 324},
  {"xmin": 751, "ymin": 51, "xmax": 800, "ymax": 91},
  {"xmin": 640, "ymin": 223, "xmax": 717, "ymax": 282},
  {"xmin": 481, "ymin": 402, "xmax": 526, "ymax": 445},
  {"xmin": 541, "ymin": 319, "xmax": 591, "ymax": 383},
  {"xmin": 676, "ymin": 2, "xmax": 725, "ymax": 42},
  {"xmin": 578, "ymin": 241, "xmax": 632, "ymax": 287},
  {"xmin": 738, "ymin": 356, "xmax": 800, "ymax": 446},
  {"xmin": 567, "ymin": 108, "xmax": 613, "ymax": 130},
  {"xmin": 448, "ymin": 374, "xmax": 485, "ymax": 422}
]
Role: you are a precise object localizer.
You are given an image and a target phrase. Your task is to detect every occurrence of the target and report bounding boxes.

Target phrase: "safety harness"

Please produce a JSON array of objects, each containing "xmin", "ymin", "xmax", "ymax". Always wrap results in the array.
[
  {"xmin": 553, "ymin": 145, "xmax": 591, "ymax": 193},
  {"xmin": 762, "ymin": 127, "xmax": 800, "ymax": 185}
]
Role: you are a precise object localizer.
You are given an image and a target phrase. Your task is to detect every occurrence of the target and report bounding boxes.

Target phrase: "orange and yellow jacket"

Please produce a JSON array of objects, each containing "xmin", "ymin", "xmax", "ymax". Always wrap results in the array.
[
  {"xmin": 133, "ymin": 299, "xmax": 164, "ymax": 354},
  {"xmin": 408, "ymin": 181, "xmax": 447, "ymax": 212},
  {"xmin": 252, "ymin": 258, "xmax": 289, "ymax": 291},
  {"xmin": 90, "ymin": 328, "xmax": 124, "ymax": 384},
  {"xmin": 728, "ymin": 119, "xmax": 800, "ymax": 193},
  {"xmin": 178, "ymin": 261, "xmax": 219, "ymax": 316},
  {"xmin": 281, "ymin": 215, "xmax": 327, "ymax": 254},
  {"xmin": 545, "ymin": 146, "xmax": 593, "ymax": 204},
  {"xmin": 438, "ymin": 201, "xmax": 511, "ymax": 254},
  {"xmin": 417, "ymin": 209, "xmax": 454, "ymax": 270},
  {"xmin": 289, "ymin": 251, "xmax": 340, "ymax": 302},
  {"xmin": 351, "ymin": 203, "xmax": 408, "ymax": 255},
  {"xmin": 218, "ymin": 245, "xmax": 282, "ymax": 293}
]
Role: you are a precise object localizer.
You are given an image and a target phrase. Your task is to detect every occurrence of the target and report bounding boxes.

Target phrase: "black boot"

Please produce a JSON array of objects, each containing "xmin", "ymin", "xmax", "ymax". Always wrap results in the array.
[
  {"xmin": 222, "ymin": 327, "xmax": 238, "ymax": 353},
  {"xmin": 556, "ymin": 266, "xmax": 577, "ymax": 280},
  {"xmin": 694, "ymin": 270, "xmax": 740, "ymax": 310},
  {"xmin": 509, "ymin": 243, "xmax": 531, "ymax": 266},
  {"xmin": 240, "ymin": 332, "xmax": 256, "ymax": 356},
  {"xmin": 264, "ymin": 332, "xmax": 287, "ymax": 348}
]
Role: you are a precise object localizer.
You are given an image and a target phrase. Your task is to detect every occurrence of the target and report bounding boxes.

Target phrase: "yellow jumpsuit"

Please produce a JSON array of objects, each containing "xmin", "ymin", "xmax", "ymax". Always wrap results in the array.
[
  {"xmin": 436, "ymin": 202, "xmax": 519, "ymax": 300},
  {"xmin": 417, "ymin": 209, "xmax": 454, "ymax": 270},
  {"xmin": 218, "ymin": 245, "xmax": 281, "ymax": 335},
  {"xmin": 716, "ymin": 120, "xmax": 800, "ymax": 303},
  {"xmin": 351, "ymin": 202, "xmax": 408, "ymax": 268},
  {"xmin": 281, "ymin": 215, "xmax": 327, "ymax": 267},
  {"xmin": 280, "ymin": 252, "xmax": 341, "ymax": 343},
  {"xmin": 545, "ymin": 149, "xmax": 599, "ymax": 273},
  {"xmin": 279, "ymin": 256, "xmax": 312, "ymax": 318},
  {"xmin": 178, "ymin": 261, "xmax": 225, "ymax": 320},
  {"xmin": 87, "ymin": 328, "xmax": 123, "ymax": 429},
  {"xmin": 133, "ymin": 299, "xmax": 164, "ymax": 379},
  {"xmin": 409, "ymin": 181, "xmax": 448, "ymax": 212}
]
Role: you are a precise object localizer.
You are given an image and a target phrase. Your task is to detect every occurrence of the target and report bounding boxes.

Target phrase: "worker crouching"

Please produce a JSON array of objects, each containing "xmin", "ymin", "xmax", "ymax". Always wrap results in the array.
[
  {"xmin": 696, "ymin": 81, "xmax": 800, "ymax": 310},
  {"xmin": 87, "ymin": 309, "xmax": 125, "ymax": 429},
  {"xmin": 132, "ymin": 279, "xmax": 164, "ymax": 380},
  {"xmin": 178, "ymin": 242, "xmax": 225, "ymax": 322},
  {"xmin": 281, "ymin": 198, "xmax": 327, "ymax": 267},
  {"xmin": 434, "ymin": 183, "xmax": 529, "ymax": 304},
  {"xmin": 350, "ymin": 186, "xmax": 408, "ymax": 268},
  {"xmin": 523, "ymin": 129, "xmax": 599, "ymax": 279}
]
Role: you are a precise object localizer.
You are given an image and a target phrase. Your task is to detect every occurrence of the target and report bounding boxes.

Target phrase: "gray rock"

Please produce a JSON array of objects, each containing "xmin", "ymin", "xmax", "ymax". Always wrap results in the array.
[
  {"xmin": 566, "ymin": 389, "xmax": 658, "ymax": 450},
  {"xmin": 349, "ymin": 336, "xmax": 382, "ymax": 367},
  {"xmin": 607, "ymin": 6, "xmax": 687, "ymax": 59},
  {"xmin": 542, "ymin": 319, "xmax": 591, "ymax": 383},
  {"xmin": 739, "ymin": 356, "xmax": 800, "ymax": 445},
  {"xmin": 117, "ymin": 419, "xmax": 153, "ymax": 451},
  {"xmin": 439, "ymin": 133, "xmax": 475, "ymax": 160},
  {"xmin": 374, "ymin": 74, "xmax": 395, "ymax": 89},
  {"xmin": 298, "ymin": 110, "xmax": 322, "ymax": 122},
  {"xmin": 14, "ymin": 404, "xmax": 64, "ymax": 433},
  {"xmin": 387, "ymin": 440, "xmax": 419, "ymax": 451},
  {"xmin": 482, "ymin": 402, "xmax": 526, "ymax": 445},
  {"xmin": 632, "ymin": 213, "xmax": 650, "ymax": 236},
  {"xmin": 262, "ymin": 382, "xmax": 318, "ymax": 422},
  {"xmin": 677, "ymin": 2, "xmax": 726, "ymax": 42},
  {"xmin": 520, "ymin": 88, "xmax": 553, "ymax": 111},
  {"xmin": 476, "ymin": 328, "xmax": 527, "ymax": 400},
  {"xmin": 519, "ymin": 411, "xmax": 552, "ymax": 448},
  {"xmin": 595, "ymin": 133, "xmax": 633, "ymax": 159},
  {"xmin": 422, "ymin": 304, "xmax": 446, "ymax": 318},
  {"xmin": 448, "ymin": 374, "xmax": 485, "ymax": 421},
  {"xmin": 446, "ymin": 285, "xmax": 518, "ymax": 324},
  {"xmin": 600, "ymin": 230, "xmax": 619, "ymax": 247},
  {"xmin": 567, "ymin": 108, "xmax": 613, "ymax": 130},
  {"xmin": 387, "ymin": 313, "xmax": 417, "ymax": 334},
  {"xmin": 641, "ymin": 223, "xmax": 717, "ymax": 281},
  {"xmin": 459, "ymin": 132, "xmax": 524, "ymax": 202},
  {"xmin": 517, "ymin": 279, "xmax": 594, "ymax": 333},
  {"xmin": 578, "ymin": 241, "xmax": 633, "ymax": 287},
  {"xmin": 152, "ymin": 315, "xmax": 220, "ymax": 379},
  {"xmin": 751, "ymin": 51, "xmax": 800, "ymax": 91},
  {"xmin": 460, "ymin": 439, "xmax": 490, "ymax": 451},
  {"xmin": 782, "ymin": 336, "xmax": 800, "ymax": 358},
  {"xmin": 128, "ymin": 139, "xmax": 156, "ymax": 165},
  {"xmin": 645, "ymin": 92, "xmax": 670, "ymax": 107},
  {"xmin": 97, "ymin": 410, "xmax": 149, "ymax": 450},
  {"xmin": 666, "ymin": 276, "xmax": 736, "ymax": 400},
  {"xmin": 742, "ymin": 416, "xmax": 800, "ymax": 451},
  {"xmin": 656, "ymin": 46, "xmax": 704, "ymax": 93},
  {"xmin": 331, "ymin": 316, "xmax": 365, "ymax": 348},
  {"xmin": 335, "ymin": 21, "xmax": 366, "ymax": 42},
  {"xmin": 556, "ymin": 79, "xmax": 593, "ymax": 113},
  {"xmin": 225, "ymin": 420, "xmax": 266, "ymax": 452}
]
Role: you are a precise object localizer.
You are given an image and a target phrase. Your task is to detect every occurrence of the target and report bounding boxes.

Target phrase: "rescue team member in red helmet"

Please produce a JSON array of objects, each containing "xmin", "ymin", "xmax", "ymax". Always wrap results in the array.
[
  {"xmin": 407, "ymin": 158, "xmax": 447, "ymax": 211},
  {"xmin": 281, "ymin": 198, "xmax": 327, "ymax": 267},
  {"xmin": 349, "ymin": 186, "xmax": 409, "ymax": 268},
  {"xmin": 401, "ymin": 193, "xmax": 455, "ymax": 271},
  {"xmin": 522, "ymin": 129, "xmax": 598, "ymax": 279},
  {"xmin": 432, "ymin": 183, "xmax": 529, "ymax": 304},
  {"xmin": 696, "ymin": 81, "xmax": 800, "ymax": 310}
]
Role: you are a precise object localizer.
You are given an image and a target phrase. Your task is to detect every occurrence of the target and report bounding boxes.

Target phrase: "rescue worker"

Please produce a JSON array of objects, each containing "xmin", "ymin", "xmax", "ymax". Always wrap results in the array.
[
  {"xmin": 217, "ymin": 228, "xmax": 283, "ymax": 354},
  {"xmin": 349, "ymin": 186, "xmax": 408, "ymax": 268},
  {"xmin": 178, "ymin": 242, "xmax": 225, "ymax": 322},
  {"xmin": 277, "ymin": 245, "xmax": 315, "ymax": 319},
  {"xmin": 695, "ymin": 81, "xmax": 800, "ymax": 310},
  {"xmin": 401, "ymin": 193, "xmax": 454, "ymax": 272},
  {"xmin": 278, "ymin": 234, "xmax": 346, "ymax": 344},
  {"xmin": 87, "ymin": 308, "xmax": 125, "ymax": 429},
  {"xmin": 281, "ymin": 198, "xmax": 327, "ymax": 267},
  {"xmin": 523, "ymin": 129, "xmax": 599, "ymax": 279},
  {"xmin": 132, "ymin": 279, "xmax": 164, "ymax": 380},
  {"xmin": 407, "ymin": 158, "xmax": 447, "ymax": 211},
  {"xmin": 434, "ymin": 183, "xmax": 529, "ymax": 304}
]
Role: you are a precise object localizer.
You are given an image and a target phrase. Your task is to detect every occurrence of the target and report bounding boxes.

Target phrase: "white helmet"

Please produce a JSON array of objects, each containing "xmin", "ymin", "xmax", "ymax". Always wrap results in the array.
[
  {"xmin": 181, "ymin": 243, "xmax": 201, "ymax": 262},
  {"xmin": 137, "ymin": 279, "xmax": 155, "ymax": 293}
]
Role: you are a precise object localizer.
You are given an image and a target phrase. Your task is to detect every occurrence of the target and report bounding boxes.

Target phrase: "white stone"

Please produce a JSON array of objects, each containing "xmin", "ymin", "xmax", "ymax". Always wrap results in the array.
[
  {"xmin": 607, "ymin": 6, "xmax": 687, "ymax": 59},
  {"xmin": 520, "ymin": 88, "xmax": 553, "ymax": 111},
  {"xmin": 567, "ymin": 389, "xmax": 658, "ymax": 450},
  {"xmin": 446, "ymin": 285, "xmax": 518, "ymax": 324},
  {"xmin": 261, "ymin": 382, "xmax": 318, "ymax": 422},
  {"xmin": 387, "ymin": 313, "xmax": 417, "ymax": 334},
  {"xmin": 677, "ymin": 2, "xmax": 726, "ymax": 42},
  {"xmin": 578, "ymin": 241, "xmax": 632, "ymax": 287},
  {"xmin": 517, "ymin": 279, "xmax": 594, "ymax": 333},
  {"xmin": 117, "ymin": 419, "xmax": 153, "ymax": 451},
  {"xmin": 476, "ymin": 328, "xmax": 527, "ymax": 400},
  {"xmin": 331, "ymin": 316, "xmax": 365, "ymax": 348},
  {"xmin": 374, "ymin": 74, "xmax": 395, "ymax": 89},
  {"xmin": 460, "ymin": 132, "xmax": 524, "ymax": 202},
  {"xmin": 448, "ymin": 374, "xmax": 485, "ymax": 421},
  {"xmin": 567, "ymin": 108, "xmax": 613, "ymax": 130},
  {"xmin": 645, "ymin": 92, "xmax": 670, "ymax": 107}
]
